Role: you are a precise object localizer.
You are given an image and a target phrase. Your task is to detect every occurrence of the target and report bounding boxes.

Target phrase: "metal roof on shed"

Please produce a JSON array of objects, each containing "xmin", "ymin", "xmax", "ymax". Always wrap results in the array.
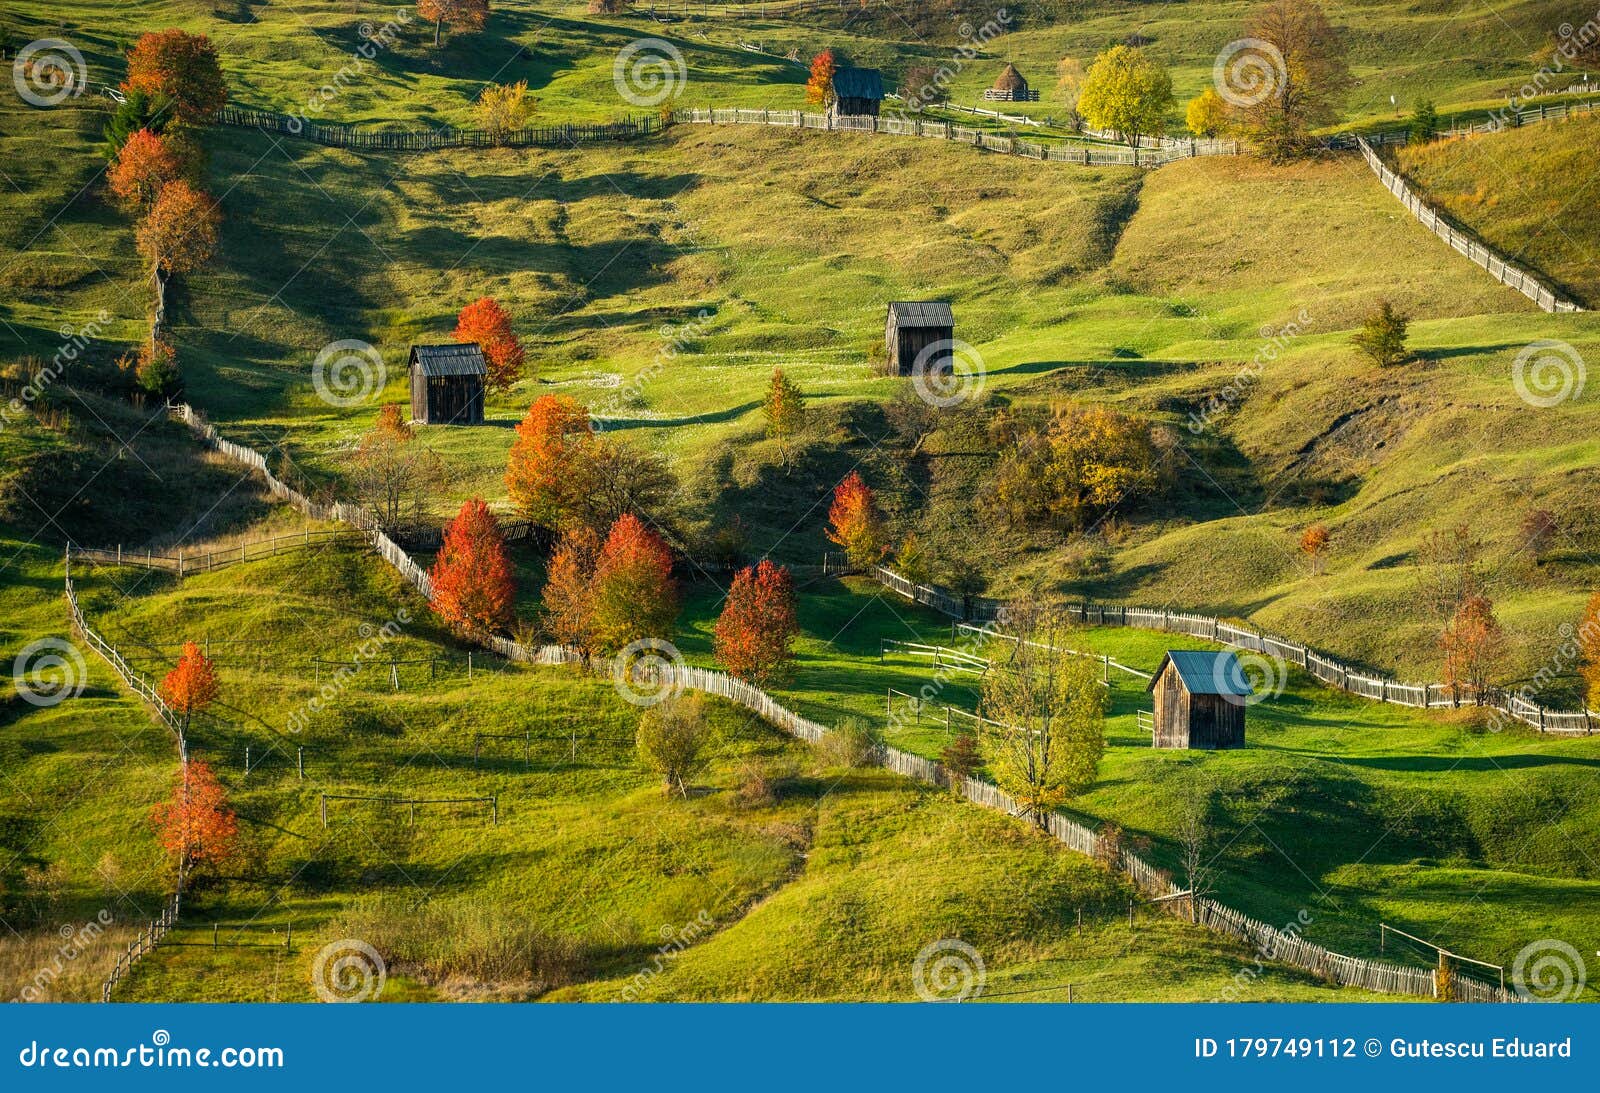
[
  {"xmin": 1145, "ymin": 650, "xmax": 1255, "ymax": 696},
  {"xmin": 409, "ymin": 343, "xmax": 487, "ymax": 377},
  {"xmin": 888, "ymin": 301, "xmax": 954, "ymax": 327},
  {"xmin": 832, "ymin": 66, "xmax": 884, "ymax": 100}
]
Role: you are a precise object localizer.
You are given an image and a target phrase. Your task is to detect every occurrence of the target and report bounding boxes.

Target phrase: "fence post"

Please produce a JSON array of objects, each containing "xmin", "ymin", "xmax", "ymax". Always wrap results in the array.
[{"xmin": 297, "ymin": 746, "xmax": 304, "ymax": 779}]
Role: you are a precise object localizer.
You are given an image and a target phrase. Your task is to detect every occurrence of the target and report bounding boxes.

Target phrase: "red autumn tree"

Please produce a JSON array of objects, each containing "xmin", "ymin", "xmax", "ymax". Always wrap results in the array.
[
  {"xmin": 418, "ymin": 0, "xmax": 490, "ymax": 45},
  {"xmin": 1299, "ymin": 523, "xmax": 1330, "ymax": 575},
  {"xmin": 826, "ymin": 471, "xmax": 887, "ymax": 568},
  {"xmin": 123, "ymin": 29, "xmax": 228, "ymax": 125},
  {"xmin": 805, "ymin": 49, "xmax": 838, "ymax": 107},
  {"xmin": 149, "ymin": 759, "xmax": 237, "ymax": 884},
  {"xmin": 160, "ymin": 641, "xmax": 218, "ymax": 733},
  {"xmin": 455, "ymin": 296, "xmax": 525, "ymax": 392},
  {"xmin": 590, "ymin": 513, "xmax": 678, "ymax": 653},
  {"xmin": 136, "ymin": 180, "xmax": 220, "ymax": 276},
  {"xmin": 714, "ymin": 560, "xmax": 799, "ymax": 685},
  {"xmin": 1440, "ymin": 594, "xmax": 1504, "ymax": 706},
  {"xmin": 107, "ymin": 128, "xmax": 183, "ymax": 211},
  {"xmin": 429, "ymin": 497, "xmax": 516, "ymax": 635},
  {"xmin": 505, "ymin": 395, "xmax": 595, "ymax": 531},
  {"xmin": 541, "ymin": 525, "xmax": 601, "ymax": 653}
]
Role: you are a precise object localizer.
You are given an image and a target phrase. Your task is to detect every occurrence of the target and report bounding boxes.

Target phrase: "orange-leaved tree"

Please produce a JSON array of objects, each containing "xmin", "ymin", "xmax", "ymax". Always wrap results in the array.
[
  {"xmin": 418, "ymin": 0, "xmax": 489, "ymax": 46},
  {"xmin": 591, "ymin": 514, "xmax": 678, "ymax": 653},
  {"xmin": 1440, "ymin": 594, "xmax": 1504, "ymax": 706},
  {"xmin": 374, "ymin": 402, "xmax": 414, "ymax": 443},
  {"xmin": 107, "ymin": 128, "xmax": 184, "ymax": 212},
  {"xmin": 714, "ymin": 560, "xmax": 798, "ymax": 685},
  {"xmin": 505, "ymin": 395, "xmax": 595, "ymax": 532},
  {"xmin": 136, "ymin": 179, "xmax": 220, "ymax": 277},
  {"xmin": 455, "ymin": 296, "xmax": 525, "ymax": 392},
  {"xmin": 1579, "ymin": 590, "xmax": 1600, "ymax": 710},
  {"xmin": 149, "ymin": 759, "xmax": 237, "ymax": 885},
  {"xmin": 805, "ymin": 49, "xmax": 838, "ymax": 107},
  {"xmin": 429, "ymin": 497, "xmax": 516, "ymax": 635},
  {"xmin": 542, "ymin": 525, "xmax": 602, "ymax": 653},
  {"xmin": 826, "ymin": 471, "xmax": 887, "ymax": 569},
  {"xmin": 1299, "ymin": 524, "xmax": 1330, "ymax": 575},
  {"xmin": 123, "ymin": 29, "xmax": 228, "ymax": 126},
  {"xmin": 160, "ymin": 641, "xmax": 218, "ymax": 734}
]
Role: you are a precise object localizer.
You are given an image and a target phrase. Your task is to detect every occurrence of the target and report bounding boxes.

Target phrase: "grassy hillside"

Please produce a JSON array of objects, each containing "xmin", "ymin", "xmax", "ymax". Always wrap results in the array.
[{"xmin": 1396, "ymin": 114, "xmax": 1600, "ymax": 308}]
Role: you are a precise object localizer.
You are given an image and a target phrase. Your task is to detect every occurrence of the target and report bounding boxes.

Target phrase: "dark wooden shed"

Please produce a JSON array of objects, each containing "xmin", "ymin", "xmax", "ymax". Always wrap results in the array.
[
  {"xmin": 885, "ymin": 301, "xmax": 954, "ymax": 376},
  {"xmin": 408, "ymin": 343, "xmax": 486, "ymax": 426},
  {"xmin": 1146, "ymin": 650, "xmax": 1251, "ymax": 750},
  {"xmin": 830, "ymin": 66, "xmax": 885, "ymax": 118}
]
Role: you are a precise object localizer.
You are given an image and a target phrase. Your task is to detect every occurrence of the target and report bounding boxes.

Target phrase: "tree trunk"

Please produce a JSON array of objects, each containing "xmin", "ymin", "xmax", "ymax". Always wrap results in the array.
[{"xmin": 434, "ymin": 18, "xmax": 442, "ymax": 46}]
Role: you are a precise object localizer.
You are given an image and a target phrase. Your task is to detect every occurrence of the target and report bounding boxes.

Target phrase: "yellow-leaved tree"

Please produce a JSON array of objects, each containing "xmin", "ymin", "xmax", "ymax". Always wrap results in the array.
[
  {"xmin": 1076, "ymin": 44, "xmax": 1174, "ymax": 147},
  {"xmin": 476, "ymin": 80, "xmax": 536, "ymax": 144}
]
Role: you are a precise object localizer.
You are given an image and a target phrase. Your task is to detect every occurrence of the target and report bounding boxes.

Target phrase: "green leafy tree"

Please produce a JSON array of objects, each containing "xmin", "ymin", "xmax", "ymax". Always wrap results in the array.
[
  {"xmin": 636, "ymin": 694, "xmax": 710, "ymax": 797},
  {"xmin": 1351, "ymin": 300, "xmax": 1410, "ymax": 367},
  {"xmin": 1409, "ymin": 98, "xmax": 1438, "ymax": 143},
  {"xmin": 1076, "ymin": 45, "xmax": 1174, "ymax": 147}
]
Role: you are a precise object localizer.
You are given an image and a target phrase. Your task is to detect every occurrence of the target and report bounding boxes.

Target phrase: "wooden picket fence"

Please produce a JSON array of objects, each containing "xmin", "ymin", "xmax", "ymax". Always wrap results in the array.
[
  {"xmin": 1358, "ymin": 138, "xmax": 1583, "ymax": 313},
  {"xmin": 868, "ymin": 566, "xmax": 1598, "ymax": 736},
  {"xmin": 217, "ymin": 106, "xmax": 659, "ymax": 152},
  {"xmin": 144, "ymin": 406, "xmax": 1519, "ymax": 1001},
  {"xmin": 73, "ymin": 529, "xmax": 360, "ymax": 576},
  {"xmin": 101, "ymin": 893, "xmax": 180, "ymax": 1002},
  {"xmin": 64, "ymin": 559, "xmax": 184, "ymax": 743}
]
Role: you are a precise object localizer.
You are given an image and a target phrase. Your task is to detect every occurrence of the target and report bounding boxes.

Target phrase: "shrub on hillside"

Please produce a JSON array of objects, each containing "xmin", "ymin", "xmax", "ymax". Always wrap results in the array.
[
  {"xmin": 822, "ymin": 717, "xmax": 883, "ymax": 769},
  {"xmin": 1351, "ymin": 300, "xmax": 1410, "ymax": 367},
  {"xmin": 637, "ymin": 694, "xmax": 711, "ymax": 797}
]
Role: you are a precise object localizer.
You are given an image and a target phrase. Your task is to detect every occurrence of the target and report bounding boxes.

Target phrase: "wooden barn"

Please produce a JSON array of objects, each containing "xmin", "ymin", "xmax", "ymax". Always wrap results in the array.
[
  {"xmin": 1146, "ymin": 650, "xmax": 1252, "ymax": 750},
  {"xmin": 408, "ymin": 343, "xmax": 486, "ymax": 426},
  {"xmin": 830, "ymin": 66, "xmax": 885, "ymax": 118},
  {"xmin": 983, "ymin": 63, "xmax": 1040, "ymax": 102},
  {"xmin": 885, "ymin": 301, "xmax": 954, "ymax": 376}
]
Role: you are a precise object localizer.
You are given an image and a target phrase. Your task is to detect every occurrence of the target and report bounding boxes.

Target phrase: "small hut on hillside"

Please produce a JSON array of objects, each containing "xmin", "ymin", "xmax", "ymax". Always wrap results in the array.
[
  {"xmin": 830, "ymin": 66, "xmax": 885, "ymax": 118},
  {"xmin": 983, "ymin": 63, "xmax": 1039, "ymax": 102},
  {"xmin": 408, "ymin": 343, "xmax": 486, "ymax": 426},
  {"xmin": 885, "ymin": 302, "xmax": 954, "ymax": 376},
  {"xmin": 1146, "ymin": 651, "xmax": 1252, "ymax": 750}
]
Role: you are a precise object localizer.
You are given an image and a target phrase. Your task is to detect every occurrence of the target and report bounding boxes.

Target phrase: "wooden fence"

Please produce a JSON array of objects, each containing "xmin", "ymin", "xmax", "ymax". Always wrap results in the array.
[
  {"xmin": 1357, "ymin": 138, "xmax": 1583, "ymax": 313},
  {"xmin": 672, "ymin": 107, "xmax": 1239, "ymax": 168},
  {"xmin": 101, "ymin": 893, "xmax": 180, "ymax": 1002},
  {"xmin": 73, "ymin": 529, "xmax": 360, "ymax": 576},
  {"xmin": 148, "ymin": 405, "xmax": 1518, "ymax": 1001},
  {"xmin": 65, "ymin": 559, "xmax": 184, "ymax": 743},
  {"xmin": 217, "ymin": 106, "xmax": 659, "ymax": 152},
  {"xmin": 868, "ymin": 566, "xmax": 1598, "ymax": 736}
]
